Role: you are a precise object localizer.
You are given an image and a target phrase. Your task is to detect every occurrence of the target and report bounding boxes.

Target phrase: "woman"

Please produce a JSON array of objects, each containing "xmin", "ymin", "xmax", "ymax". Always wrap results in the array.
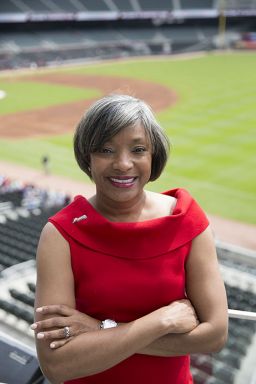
[{"xmin": 32, "ymin": 94, "xmax": 228, "ymax": 384}]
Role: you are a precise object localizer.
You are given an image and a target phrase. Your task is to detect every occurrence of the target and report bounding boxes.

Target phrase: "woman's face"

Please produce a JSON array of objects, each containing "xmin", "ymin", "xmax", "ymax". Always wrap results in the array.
[{"xmin": 90, "ymin": 123, "xmax": 152, "ymax": 204}]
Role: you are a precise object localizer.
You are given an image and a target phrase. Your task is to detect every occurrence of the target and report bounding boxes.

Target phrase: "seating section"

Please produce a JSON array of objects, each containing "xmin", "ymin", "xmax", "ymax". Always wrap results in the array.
[
  {"xmin": 1, "ymin": 26, "xmax": 207, "ymax": 50},
  {"xmin": 0, "ymin": 176, "xmax": 70, "ymax": 272},
  {"xmin": 1, "ymin": 0, "xmax": 255, "ymax": 14},
  {"xmin": 20, "ymin": 0, "xmax": 53, "ymax": 12},
  {"xmin": 180, "ymin": 0, "xmax": 214, "ymax": 9},
  {"xmin": 77, "ymin": 0, "xmax": 110, "ymax": 12},
  {"xmin": 191, "ymin": 282, "xmax": 256, "ymax": 384},
  {"xmin": 224, "ymin": 0, "xmax": 256, "ymax": 9},
  {"xmin": 0, "ymin": 174, "xmax": 256, "ymax": 383},
  {"xmin": 3, "ymin": 0, "xmax": 248, "ymax": 14},
  {"xmin": 2, "ymin": 0, "xmax": 248, "ymax": 71},
  {"xmin": 0, "ymin": 1, "xmax": 22, "ymax": 13},
  {"xmin": 138, "ymin": 0, "xmax": 173, "ymax": 11},
  {"xmin": 111, "ymin": 0, "xmax": 134, "ymax": 12},
  {"xmin": 221, "ymin": 258, "xmax": 256, "ymax": 276}
]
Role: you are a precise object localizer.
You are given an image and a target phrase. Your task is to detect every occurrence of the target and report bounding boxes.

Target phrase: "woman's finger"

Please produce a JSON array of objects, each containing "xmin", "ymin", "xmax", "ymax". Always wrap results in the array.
[
  {"xmin": 36, "ymin": 304, "xmax": 75, "ymax": 317},
  {"xmin": 50, "ymin": 337, "xmax": 73, "ymax": 349},
  {"xmin": 31, "ymin": 316, "xmax": 67, "ymax": 331},
  {"xmin": 36, "ymin": 326, "xmax": 72, "ymax": 341}
]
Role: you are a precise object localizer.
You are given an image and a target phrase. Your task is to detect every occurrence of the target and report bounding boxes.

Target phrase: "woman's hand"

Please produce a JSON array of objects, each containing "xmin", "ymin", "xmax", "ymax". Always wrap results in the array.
[
  {"xmin": 159, "ymin": 299, "xmax": 199, "ymax": 334},
  {"xmin": 31, "ymin": 299, "xmax": 198, "ymax": 349},
  {"xmin": 31, "ymin": 304, "xmax": 100, "ymax": 349}
]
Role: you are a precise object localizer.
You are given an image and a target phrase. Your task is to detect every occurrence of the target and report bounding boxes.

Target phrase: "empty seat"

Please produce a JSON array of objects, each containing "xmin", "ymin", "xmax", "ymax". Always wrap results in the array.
[
  {"xmin": 180, "ymin": 0, "xmax": 214, "ymax": 9},
  {"xmin": 225, "ymin": 335, "xmax": 247, "ymax": 356},
  {"xmin": 138, "ymin": 0, "xmax": 173, "ymax": 11},
  {"xmin": 191, "ymin": 354, "xmax": 212, "ymax": 375},
  {"xmin": 9, "ymin": 289, "xmax": 34, "ymax": 307},
  {"xmin": 214, "ymin": 362, "xmax": 236, "ymax": 384},
  {"xmin": 214, "ymin": 348, "xmax": 241, "ymax": 369},
  {"xmin": 0, "ymin": 299, "xmax": 34, "ymax": 324},
  {"xmin": 0, "ymin": 190, "xmax": 23, "ymax": 206},
  {"xmin": 78, "ymin": 0, "xmax": 110, "ymax": 11},
  {"xmin": 27, "ymin": 282, "xmax": 36, "ymax": 293},
  {"xmin": 0, "ymin": 253, "xmax": 18, "ymax": 268}
]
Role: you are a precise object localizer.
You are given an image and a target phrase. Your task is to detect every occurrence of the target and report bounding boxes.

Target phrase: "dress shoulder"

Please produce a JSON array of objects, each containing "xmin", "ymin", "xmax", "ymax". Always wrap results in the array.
[{"xmin": 47, "ymin": 189, "xmax": 209, "ymax": 258}]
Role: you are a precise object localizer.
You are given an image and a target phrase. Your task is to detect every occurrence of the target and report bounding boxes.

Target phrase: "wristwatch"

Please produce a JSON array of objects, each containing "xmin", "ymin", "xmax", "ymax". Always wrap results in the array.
[{"xmin": 100, "ymin": 319, "xmax": 118, "ymax": 329}]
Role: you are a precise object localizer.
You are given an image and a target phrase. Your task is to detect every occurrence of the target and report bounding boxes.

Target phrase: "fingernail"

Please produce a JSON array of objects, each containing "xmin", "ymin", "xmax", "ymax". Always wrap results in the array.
[
  {"xmin": 36, "ymin": 307, "xmax": 43, "ymax": 313},
  {"xmin": 37, "ymin": 333, "xmax": 44, "ymax": 339},
  {"xmin": 30, "ymin": 323, "xmax": 37, "ymax": 330},
  {"xmin": 50, "ymin": 343, "xmax": 56, "ymax": 349}
]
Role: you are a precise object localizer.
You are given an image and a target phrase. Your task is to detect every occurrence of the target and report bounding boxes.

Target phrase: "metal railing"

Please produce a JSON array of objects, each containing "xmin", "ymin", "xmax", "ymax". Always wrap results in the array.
[{"xmin": 228, "ymin": 309, "xmax": 256, "ymax": 321}]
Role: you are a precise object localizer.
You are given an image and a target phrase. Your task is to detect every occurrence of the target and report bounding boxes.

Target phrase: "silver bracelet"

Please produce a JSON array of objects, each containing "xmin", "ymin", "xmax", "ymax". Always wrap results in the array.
[{"xmin": 100, "ymin": 319, "xmax": 118, "ymax": 329}]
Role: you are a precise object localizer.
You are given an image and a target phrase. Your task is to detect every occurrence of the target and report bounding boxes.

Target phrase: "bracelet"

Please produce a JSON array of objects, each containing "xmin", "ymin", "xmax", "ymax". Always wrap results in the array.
[{"xmin": 100, "ymin": 319, "xmax": 118, "ymax": 329}]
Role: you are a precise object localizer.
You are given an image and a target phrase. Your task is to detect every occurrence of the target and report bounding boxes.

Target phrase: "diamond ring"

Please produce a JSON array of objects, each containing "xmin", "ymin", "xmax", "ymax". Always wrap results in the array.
[{"xmin": 64, "ymin": 326, "xmax": 71, "ymax": 339}]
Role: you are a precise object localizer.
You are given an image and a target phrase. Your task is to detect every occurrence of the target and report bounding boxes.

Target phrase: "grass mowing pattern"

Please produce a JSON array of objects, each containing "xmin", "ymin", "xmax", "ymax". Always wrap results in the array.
[
  {"xmin": 0, "ymin": 81, "xmax": 100, "ymax": 114},
  {"xmin": 0, "ymin": 52, "xmax": 255, "ymax": 224}
]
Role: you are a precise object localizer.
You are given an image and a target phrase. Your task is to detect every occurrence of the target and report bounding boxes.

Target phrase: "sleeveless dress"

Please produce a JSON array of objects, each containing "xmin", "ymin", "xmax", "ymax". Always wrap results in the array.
[{"xmin": 49, "ymin": 188, "xmax": 209, "ymax": 384}]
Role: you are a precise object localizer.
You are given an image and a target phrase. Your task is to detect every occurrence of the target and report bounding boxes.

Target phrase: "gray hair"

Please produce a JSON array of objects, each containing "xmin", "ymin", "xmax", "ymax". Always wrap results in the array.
[{"xmin": 74, "ymin": 94, "xmax": 170, "ymax": 181}]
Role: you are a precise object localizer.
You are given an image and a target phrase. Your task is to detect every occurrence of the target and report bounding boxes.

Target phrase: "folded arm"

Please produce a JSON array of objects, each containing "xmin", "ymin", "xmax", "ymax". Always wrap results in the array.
[
  {"xmin": 35, "ymin": 223, "xmax": 228, "ymax": 383},
  {"xmin": 140, "ymin": 226, "xmax": 229, "ymax": 356}
]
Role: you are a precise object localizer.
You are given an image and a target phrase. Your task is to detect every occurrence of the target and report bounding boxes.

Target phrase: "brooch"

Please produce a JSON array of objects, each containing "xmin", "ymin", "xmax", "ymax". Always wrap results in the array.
[{"xmin": 72, "ymin": 214, "xmax": 87, "ymax": 223}]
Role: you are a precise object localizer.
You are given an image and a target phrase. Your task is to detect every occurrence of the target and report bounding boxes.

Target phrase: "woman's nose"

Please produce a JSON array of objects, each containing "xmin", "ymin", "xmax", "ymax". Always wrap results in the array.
[{"xmin": 113, "ymin": 152, "xmax": 133, "ymax": 171}]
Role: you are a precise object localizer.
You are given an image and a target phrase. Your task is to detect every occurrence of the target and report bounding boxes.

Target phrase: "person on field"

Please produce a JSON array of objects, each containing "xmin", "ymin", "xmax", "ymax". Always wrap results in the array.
[
  {"xmin": 41, "ymin": 155, "xmax": 50, "ymax": 175},
  {"xmin": 32, "ymin": 94, "xmax": 228, "ymax": 384}
]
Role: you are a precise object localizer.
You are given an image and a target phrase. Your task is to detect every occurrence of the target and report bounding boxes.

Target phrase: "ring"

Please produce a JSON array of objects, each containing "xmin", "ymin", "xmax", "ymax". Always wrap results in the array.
[{"xmin": 64, "ymin": 326, "xmax": 71, "ymax": 339}]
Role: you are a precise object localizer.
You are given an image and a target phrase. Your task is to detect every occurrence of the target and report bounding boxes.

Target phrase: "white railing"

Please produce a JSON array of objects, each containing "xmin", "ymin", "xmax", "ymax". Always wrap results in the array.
[{"xmin": 228, "ymin": 309, "xmax": 256, "ymax": 321}]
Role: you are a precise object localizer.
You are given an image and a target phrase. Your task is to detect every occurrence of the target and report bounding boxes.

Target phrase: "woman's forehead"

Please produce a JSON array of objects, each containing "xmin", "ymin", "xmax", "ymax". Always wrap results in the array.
[{"xmin": 105, "ymin": 123, "xmax": 150, "ymax": 143}]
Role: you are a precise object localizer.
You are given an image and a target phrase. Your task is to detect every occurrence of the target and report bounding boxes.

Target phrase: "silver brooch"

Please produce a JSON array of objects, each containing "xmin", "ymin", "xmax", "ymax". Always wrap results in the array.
[{"xmin": 72, "ymin": 214, "xmax": 87, "ymax": 223}]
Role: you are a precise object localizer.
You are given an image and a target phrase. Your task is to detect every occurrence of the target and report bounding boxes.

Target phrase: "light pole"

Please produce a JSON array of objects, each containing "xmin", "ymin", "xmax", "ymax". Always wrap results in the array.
[{"xmin": 218, "ymin": 0, "xmax": 227, "ymax": 49}]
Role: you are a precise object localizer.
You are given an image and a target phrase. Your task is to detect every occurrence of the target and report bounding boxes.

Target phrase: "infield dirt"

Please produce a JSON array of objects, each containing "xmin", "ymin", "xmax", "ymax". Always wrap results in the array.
[{"xmin": 0, "ymin": 74, "xmax": 177, "ymax": 138}]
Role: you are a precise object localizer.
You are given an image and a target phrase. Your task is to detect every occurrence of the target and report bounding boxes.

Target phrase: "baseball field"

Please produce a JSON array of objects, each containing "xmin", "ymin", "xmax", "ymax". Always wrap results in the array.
[{"xmin": 0, "ymin": 51, "xmax": 255, "ymax": 224}]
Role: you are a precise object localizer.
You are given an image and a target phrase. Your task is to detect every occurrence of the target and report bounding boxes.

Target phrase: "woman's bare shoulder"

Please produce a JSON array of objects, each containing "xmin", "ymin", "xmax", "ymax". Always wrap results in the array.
[
  {"xmin": 38, "ymin": 222, "xmax": 69, "ymax": 252},
  {"xmin": 146, "ymin": 191, "xmax": 177, "ymax": 218},
  {"xmin": 41, "ymin": 221, "xmax": 60, "ymax": 235}
]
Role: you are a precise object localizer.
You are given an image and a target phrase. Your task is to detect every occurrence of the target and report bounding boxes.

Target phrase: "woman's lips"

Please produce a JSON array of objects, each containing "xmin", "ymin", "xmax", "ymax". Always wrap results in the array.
[{"xmin": 109, "ymin": 177, "xmax": 136, "ymax": 188}]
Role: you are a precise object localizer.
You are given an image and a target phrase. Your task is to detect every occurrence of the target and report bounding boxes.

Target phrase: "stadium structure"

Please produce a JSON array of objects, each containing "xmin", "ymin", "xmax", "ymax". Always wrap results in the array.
[
  {"xmin": 0, "ymin": 1, "xmax": 256, "ymax": 383},
  {"xmin": 0, "ymin": 0, "xmax": 256, "ymax": 70}
]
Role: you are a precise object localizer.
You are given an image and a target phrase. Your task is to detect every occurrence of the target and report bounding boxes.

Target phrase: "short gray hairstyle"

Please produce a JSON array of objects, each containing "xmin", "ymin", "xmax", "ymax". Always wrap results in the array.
[{"xmin": 74, "ymin": 94, "xmax": 170, "ymax": 181}]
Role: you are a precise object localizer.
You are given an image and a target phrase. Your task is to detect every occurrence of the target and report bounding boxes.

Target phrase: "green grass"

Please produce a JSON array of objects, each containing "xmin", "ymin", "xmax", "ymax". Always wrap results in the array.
[
  {"xmin": 0, "ymin": 52, "xmax": 255, "ymax": 224},
  {"xmin": 0, "ymin": 80, "xmax": 100, "ymax": 114}
]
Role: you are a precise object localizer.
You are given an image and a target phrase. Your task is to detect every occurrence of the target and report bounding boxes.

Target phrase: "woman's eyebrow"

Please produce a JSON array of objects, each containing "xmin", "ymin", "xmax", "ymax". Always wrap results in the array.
[
  {"xmin": 105, "ymin": 137, "xmax": 147, "ymax": 144},
  {"xmin": 131, "ymin": 137, "xmax": 148, "ymax": 143}
]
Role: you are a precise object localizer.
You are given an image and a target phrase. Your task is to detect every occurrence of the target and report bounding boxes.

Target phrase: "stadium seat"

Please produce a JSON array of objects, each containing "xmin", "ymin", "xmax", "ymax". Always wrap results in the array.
[
  {"xmin": 214, "ymin": 348, "xmax": 241, "ymax": 369},
  {"xmin": 9, "ymin": 289, "xmax": 35, "ymax": 307},
  {"xmin": 180, "ymin": 0, "xmax": 214, "ymax": 9},
  {"xmin": 0, "ymin": 299, "xmax": 34, "ymax": 324},
  {"xmin": 0, "ymin": 332, "xmax": 43, "ymax": 384}
]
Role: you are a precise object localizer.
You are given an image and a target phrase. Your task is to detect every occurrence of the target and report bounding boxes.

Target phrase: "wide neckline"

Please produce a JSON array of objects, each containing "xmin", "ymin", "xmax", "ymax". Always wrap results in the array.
[
  {"xmin": 50, "ymin": 188, "xmax": 209, "ymax": 258},
  {"xmin": 75, "ymin": 189, "xmax": 183, "ymax": 226}
]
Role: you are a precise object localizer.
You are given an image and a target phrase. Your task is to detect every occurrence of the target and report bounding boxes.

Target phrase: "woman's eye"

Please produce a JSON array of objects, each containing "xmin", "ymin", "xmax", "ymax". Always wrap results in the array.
[
  {"xmin": 133, "ymin": 147, "xmax": 146, "ymax": 153},
  {"xmin": 99, "ymin": 148, "xmax": 113, "ymax": 154}
]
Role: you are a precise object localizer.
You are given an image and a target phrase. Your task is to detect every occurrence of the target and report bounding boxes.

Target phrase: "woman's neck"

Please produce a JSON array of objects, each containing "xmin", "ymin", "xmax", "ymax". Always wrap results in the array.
[{"xmin": 89, "ymin": 191, "xmax": 148, "ymax": 222}]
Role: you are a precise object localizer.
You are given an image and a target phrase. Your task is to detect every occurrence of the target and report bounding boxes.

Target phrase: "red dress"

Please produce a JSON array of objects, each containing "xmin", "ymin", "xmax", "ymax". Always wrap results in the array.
[{"xmin": 49, "ymin": 188, "xmax": 209, "ymax": 384}]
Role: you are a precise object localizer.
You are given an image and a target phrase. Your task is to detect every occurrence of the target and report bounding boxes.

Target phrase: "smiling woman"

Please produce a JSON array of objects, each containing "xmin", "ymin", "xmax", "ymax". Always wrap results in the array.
[
  {"xmin": 73, "ymin": 95, "xmax": 170, "ymax": 220},
  {"xmin": 33, "ymin": 93, "xmax": 228, "ymax": 384},
  {"xmin": 88, "ymin": 123, "xmax": 153, "ymax": 220}
]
